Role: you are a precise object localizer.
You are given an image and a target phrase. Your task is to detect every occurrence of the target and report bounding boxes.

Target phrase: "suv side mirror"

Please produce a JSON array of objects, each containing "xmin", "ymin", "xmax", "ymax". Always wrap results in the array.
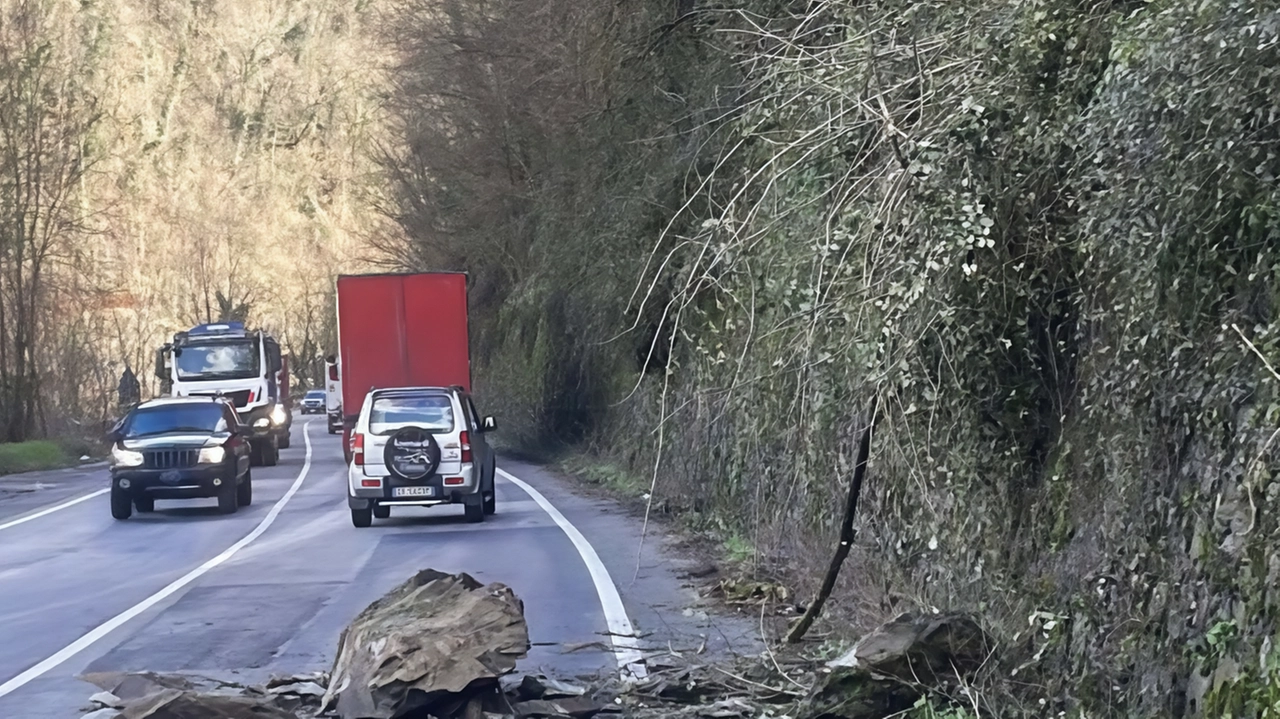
[{"xmin": 482, "ymin": 416, "xmax": 497, "ymax": 432}]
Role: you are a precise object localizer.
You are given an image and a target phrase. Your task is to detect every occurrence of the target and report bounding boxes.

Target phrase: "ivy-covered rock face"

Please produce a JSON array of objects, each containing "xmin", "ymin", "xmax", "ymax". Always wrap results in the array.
[{"xmin": 387, "ymin": 0, "xmax": 1280, "ymax": 714}]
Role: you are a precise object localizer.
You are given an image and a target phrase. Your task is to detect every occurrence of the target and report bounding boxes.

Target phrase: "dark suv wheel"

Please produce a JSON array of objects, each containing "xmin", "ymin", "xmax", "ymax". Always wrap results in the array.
[
  {"xmin": 217, "ymin": 476, "xmax": 238, "ymax": 514},
  {"xmin": 237, "ymin": 469, "xmax": 253, "ymax": 507},
  {"xmin": 111, "ymin": 487, "xmax": 132, "ymax": 520}
]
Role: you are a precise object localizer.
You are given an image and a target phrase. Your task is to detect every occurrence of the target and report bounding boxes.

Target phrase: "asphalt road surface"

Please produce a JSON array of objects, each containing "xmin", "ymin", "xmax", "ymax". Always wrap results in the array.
[{"xmin": 0, "ymin": 414, "xmax": 756, "ymax": 718}]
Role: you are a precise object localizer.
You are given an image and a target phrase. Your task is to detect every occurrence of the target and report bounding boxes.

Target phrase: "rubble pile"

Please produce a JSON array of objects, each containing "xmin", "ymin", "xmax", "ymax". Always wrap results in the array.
[{"xmin": 77, "ymin": 569, "xmax": 994, "ymax": 719}]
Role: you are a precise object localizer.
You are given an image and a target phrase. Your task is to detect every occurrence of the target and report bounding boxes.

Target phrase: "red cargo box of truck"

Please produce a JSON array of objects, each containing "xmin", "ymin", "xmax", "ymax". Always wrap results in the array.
[{"xmin": 335, "ymin": 272, "xmax": 471, "ymax": 461}]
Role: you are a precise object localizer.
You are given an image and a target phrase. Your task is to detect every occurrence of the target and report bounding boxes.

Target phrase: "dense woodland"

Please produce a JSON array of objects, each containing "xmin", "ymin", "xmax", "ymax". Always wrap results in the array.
[
  {"xmin": 0, "ymin": 0, "xmax": 388, "ymax": 441},
  {"xmin": 2, "ymin": 0, "xmax": 1279, "ymax": 715}
]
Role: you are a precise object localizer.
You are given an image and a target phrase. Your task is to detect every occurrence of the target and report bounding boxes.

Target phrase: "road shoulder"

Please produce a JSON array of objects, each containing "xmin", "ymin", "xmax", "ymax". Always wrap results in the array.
[{"xmin": 498, "ymin": 459, "xmax": 763, "ymax": 675}]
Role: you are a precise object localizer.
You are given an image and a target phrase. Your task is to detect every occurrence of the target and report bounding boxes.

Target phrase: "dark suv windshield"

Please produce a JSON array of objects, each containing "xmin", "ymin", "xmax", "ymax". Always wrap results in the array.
[
  {"xmin": 125, "ymin": 404, "xmax": 228, "ymax": 438},
  {"xmin": 175, "ymin": 340, "xmax": 260, "ymax": 380}
]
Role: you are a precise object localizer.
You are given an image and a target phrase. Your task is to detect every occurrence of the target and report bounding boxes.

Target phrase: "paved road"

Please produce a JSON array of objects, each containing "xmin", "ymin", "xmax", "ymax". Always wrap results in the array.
[{"xmin": 0, "ymin": 415, "xmax": 755, "ymax": 717}]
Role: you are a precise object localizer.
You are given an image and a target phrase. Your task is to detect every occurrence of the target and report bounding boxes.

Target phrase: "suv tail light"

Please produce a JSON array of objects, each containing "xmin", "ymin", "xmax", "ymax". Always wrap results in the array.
[
  {"xmin": 459, "ymin": 431, "xmax": 472, "ymax": 463},
  {"xmin": 329, "ymin": 364, "xmax": 339, "ymax": 381},
  {"xmin": 352, "ymin": 433, "xmax": 365, "ymax": 465}
]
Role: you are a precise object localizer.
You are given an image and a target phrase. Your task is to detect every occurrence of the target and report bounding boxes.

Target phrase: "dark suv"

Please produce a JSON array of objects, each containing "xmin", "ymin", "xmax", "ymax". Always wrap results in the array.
[{"xmin": 106, "ymin": 397, "xmax": 253, "ymax": 519}]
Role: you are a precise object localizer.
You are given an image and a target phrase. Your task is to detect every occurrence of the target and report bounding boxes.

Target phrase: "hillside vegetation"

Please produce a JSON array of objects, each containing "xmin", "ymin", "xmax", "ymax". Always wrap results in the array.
[
  {"xmin": 381, "ymin": 0, "xmax": 1280, "ymax": 715},
  {"xmin": 0, "ymin": 0, "xmax": 388, "ymax": 440}
]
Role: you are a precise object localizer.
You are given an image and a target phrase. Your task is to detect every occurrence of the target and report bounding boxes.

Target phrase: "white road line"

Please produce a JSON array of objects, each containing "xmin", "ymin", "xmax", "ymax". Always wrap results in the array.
[
  {"xmin": 0, "ymin": 488, "xmax": 109, "ymax": 532},
  {"xmin": 497, "ymin": 468, "xmax": 648, "ymax": 680},
  {"xmin": 0, "ymin": 424, "xmax": 315, "ymax": 699}
]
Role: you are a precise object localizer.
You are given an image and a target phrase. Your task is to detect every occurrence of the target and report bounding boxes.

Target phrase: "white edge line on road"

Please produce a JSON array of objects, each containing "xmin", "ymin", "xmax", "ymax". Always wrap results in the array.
[
  {"xmin": 0, "ymin": 488, "xmax": 110, "ymax": 532},
  {"xmin": 0, "ymin": 423, "xmax": 315, "ymax": 699},
  {"xmin": 496, "ymin": 468, "xmax": 649, "ymax": 681}
]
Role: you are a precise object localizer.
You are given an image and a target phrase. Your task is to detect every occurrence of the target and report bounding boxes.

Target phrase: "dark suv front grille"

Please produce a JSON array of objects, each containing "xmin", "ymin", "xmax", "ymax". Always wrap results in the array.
[{"xmin": 145, "ymin": 449, "xmax": 198, "ymax": 469}]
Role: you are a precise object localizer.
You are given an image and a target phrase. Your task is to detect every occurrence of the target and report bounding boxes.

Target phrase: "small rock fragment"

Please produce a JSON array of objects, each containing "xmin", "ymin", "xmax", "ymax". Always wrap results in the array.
[
  {"xmin": 540, "ymin": 677, "xmax": 587, "ymax": 699},
  {"xmin": 697, "ymin": 698, "xmax": 755, "ymax": 718},
  {"xmin": 268, "ymin": 680, "xmax": 326, "ymax": 697},
  {"xmin": 514, "ymin": 696, "xmax": 605, "ymax": 719},
  {"xmin": 516, "ymin": 675, "xmax": 587, "ymax": 701},
  {"xmin": 80, "ymin": 672, "xmax": 193, "ymax": 701},
  {"xmin": 682, "ymin": 563, "xmax": 718, "ymax": 579},
  {"xmin": 89, "ymin": 691, "xmax": 125, "ymax": 708},
  {"xmin": 117, "ymin": 689, "xmax": 296, "ymax": 719},
  {"xmin": 82, "ymin": 709, "xmax": 121, "ymax": 719},
  {"xmin": 265, "ymin": 671, "xmax": 327, "ymax": 689}
]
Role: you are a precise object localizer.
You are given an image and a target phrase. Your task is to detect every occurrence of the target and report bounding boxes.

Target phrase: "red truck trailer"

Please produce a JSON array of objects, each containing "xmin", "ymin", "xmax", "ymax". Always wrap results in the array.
[{"xmin": 335, "ymin": 272, "xmax": 471, "ymax": 461}]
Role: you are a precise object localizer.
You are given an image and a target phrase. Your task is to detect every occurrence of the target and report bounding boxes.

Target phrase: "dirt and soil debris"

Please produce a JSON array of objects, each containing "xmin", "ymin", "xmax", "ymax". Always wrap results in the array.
[{"xmin": 77, "ymin": 570, "xmax": 995, "ymax": 719}]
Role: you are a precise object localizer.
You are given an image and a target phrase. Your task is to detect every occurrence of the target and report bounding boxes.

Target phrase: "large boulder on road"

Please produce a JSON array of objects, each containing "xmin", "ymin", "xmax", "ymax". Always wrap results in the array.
[{"xmin": 322, "ymin": 568, "xmax": 530, "ymax": 719}]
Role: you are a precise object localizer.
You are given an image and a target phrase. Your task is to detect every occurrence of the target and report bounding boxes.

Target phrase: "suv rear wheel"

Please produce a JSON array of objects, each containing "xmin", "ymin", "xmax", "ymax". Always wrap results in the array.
[{"xmin": 351, "ymin": 507, "xmax": 372, "ymax": 528}]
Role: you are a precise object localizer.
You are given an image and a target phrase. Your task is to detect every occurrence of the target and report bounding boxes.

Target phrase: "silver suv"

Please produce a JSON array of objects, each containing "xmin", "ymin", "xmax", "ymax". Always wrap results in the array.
[{"xmin": 345, "ymin": 386, "xmax": 496, "ymax": 527}]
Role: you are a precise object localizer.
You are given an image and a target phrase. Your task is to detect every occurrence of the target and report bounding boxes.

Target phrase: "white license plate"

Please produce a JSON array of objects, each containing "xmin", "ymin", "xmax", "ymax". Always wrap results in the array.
[{"xmin": 392, "ymin": 486, "xmax": 434, "ymax": 498}]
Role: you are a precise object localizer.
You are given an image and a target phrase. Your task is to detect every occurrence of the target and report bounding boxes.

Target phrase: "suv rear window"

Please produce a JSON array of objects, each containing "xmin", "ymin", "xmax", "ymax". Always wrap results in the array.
[{"xmin": 369, "ymin": 394, "xmax": 454, "ymax": 435}]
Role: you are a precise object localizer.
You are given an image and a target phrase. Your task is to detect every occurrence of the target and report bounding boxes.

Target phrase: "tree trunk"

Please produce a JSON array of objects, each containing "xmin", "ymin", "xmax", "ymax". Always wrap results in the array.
[{"xmin": 787, "ymin": 400, "xmax": 878, "ymax": 643}]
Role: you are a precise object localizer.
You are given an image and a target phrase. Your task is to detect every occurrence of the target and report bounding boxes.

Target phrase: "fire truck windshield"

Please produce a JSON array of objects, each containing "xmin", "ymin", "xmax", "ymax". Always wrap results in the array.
[{"xmin": 175, "ymin": 340, "xmax": 260, "ymax": 380}]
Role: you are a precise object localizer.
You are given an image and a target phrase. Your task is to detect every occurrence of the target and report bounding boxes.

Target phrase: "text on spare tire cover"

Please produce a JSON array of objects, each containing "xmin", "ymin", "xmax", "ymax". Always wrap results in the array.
[{"xmin": 384, "ymin": 426, "xmax": 441, "ymax": 480}]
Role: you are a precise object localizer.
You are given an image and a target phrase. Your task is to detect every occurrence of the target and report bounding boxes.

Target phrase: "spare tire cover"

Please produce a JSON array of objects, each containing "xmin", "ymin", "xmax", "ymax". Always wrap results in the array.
[{"xmin": 383, "ymin": 427, "xmax": 441, "ymax": 481}]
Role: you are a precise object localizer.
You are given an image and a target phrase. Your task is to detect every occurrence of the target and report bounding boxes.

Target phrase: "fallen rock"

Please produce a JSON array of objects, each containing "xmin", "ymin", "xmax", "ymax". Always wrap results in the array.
[
  {"xmin": 80, "ymin": 672, "xmax": 196, "ymax": 701},
  {"xmin": 265, "ymin": 671, "xmax": 328, "ymax": 689},
  {"xmin": 117, "ymin": 688, "xmax": 296, "ymax": 719},
  {"xmin": 322, "ymin": 568, "xmax": 530, "ymax": 719},
  {"xmin": 267, "ymin": 681, "xmax": 326, "ymax": 697},
  {"xmin": 697, "ymin": 698, "xmax": 756, "ymax": 718},
  {"xmin": 798, "ymin": 668, "xmax": 918, "ymax": 719},
  {"xmin": 89, "ymin": 691, "xmax": 125, "ymax": 709},
  {"xmin": 801, "ymin": 613, "xmax": 995, "ymax": 718},
  {"xmin": 828, "ymin": 612, "xmax": 992, "ymax": 683},
  {"xmin": 517, "ymin": 675, "xmax": 587, "ymax": 701},
  {"xmin": 513, "ymin": 695, "xmax": 605, "ymax": 718}
]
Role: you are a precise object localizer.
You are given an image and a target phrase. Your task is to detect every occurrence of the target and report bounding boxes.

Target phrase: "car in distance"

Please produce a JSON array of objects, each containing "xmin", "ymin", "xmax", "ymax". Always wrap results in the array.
[
  {"xmin": 300, "ymin": 389, "xmax": 326, "ymax": 414},
  {"xmin": 106, "ymin": 396, "xmax": 253, "ymax": 519},
  {"xmin": 346, "ymin": 386, "xmax": 496, "ymax": 527}
]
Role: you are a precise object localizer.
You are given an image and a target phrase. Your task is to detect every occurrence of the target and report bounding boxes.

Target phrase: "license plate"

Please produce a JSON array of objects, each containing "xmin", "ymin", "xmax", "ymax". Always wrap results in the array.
[{"xmin": 393, "ymin": 486, "xmax": 434, "ymax": 498}]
